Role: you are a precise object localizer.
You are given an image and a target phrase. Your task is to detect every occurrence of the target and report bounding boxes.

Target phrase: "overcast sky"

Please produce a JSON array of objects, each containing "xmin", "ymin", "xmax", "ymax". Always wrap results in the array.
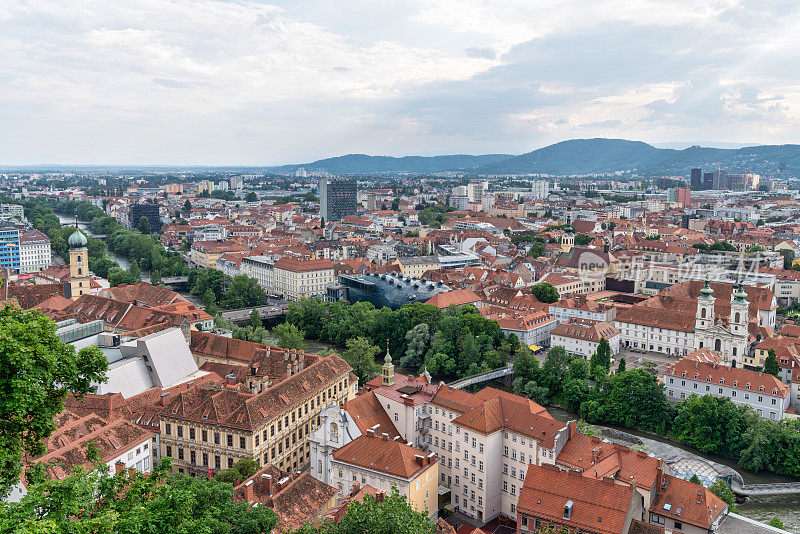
[{"xmin": 1, "ymin": 0, "xmax": 799, "ymax": 165}]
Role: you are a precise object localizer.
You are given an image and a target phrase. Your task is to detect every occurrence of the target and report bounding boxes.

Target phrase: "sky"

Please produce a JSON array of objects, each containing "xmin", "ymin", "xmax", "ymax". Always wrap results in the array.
[{"xmin": 1, "ymin": 0, "xmax": 799, "ymax": 165}]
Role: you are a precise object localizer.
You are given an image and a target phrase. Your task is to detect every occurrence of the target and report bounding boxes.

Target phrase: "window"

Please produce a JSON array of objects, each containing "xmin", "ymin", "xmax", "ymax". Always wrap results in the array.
[
  {"xmin": 166, "ymin": 445, "xmax": 172, "ymax": 457},
  {"xmin": 227, "ymin": 434, "xmax": 233, "ymax": 447},
  {"xmin": 189, "ymin": 427, "xmax": 195, "ymax": 440},
  {"xmin": 165, "ymin": 423, "xmax": 171, "ymax": 435},
  {"xmin": 214, "ymin": 432, "xmax": 220, "ymax": 445},
  {"xmin": 202, "ymin": 429, "xmax": 207, "ymax": 442},
  {"xmin": 177, "ymin": 426, "xmax": 183, "ymax": 438}
]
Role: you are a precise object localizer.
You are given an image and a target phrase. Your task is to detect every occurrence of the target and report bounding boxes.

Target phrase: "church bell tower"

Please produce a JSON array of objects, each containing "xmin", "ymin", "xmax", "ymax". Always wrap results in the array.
[{"xmin": 68, "ymin": 225, "xmax": 90, "ymax": 299}]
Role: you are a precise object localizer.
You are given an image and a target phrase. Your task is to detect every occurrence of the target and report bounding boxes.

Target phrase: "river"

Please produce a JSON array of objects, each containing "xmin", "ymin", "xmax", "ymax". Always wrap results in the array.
[
  {"xmin": 57, "ymin": 214, "xmax": 131, "ymax": 270},
  {"xmin": 544, "ymin": 406, "xmax": 800, "ymax": 531}
]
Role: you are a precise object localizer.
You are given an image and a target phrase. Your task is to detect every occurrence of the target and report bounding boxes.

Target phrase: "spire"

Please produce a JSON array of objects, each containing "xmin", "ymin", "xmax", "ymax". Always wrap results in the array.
[
  {"xmin": 381, "ymin": 339, "xmax": 394, "ymax": 387},
  {"xmin": 733, "ymin": 277, "xmax": 748, "ymax": 303},
  {"xmin": 700, "ymin": 276, "xmax": 714, "ymax": 299}
]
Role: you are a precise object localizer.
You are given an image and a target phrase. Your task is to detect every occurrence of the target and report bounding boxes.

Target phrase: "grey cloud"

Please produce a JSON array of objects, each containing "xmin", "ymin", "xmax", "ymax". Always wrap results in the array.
[{"xmin": 465, "ymin": 47, "xmax": 497, "ymax": 59}]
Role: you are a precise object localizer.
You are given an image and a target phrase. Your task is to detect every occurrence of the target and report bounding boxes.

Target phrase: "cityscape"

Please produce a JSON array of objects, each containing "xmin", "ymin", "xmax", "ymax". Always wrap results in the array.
[{"xmin": 3, "ymin": 2, "xmax": 800, "ymax": 534}]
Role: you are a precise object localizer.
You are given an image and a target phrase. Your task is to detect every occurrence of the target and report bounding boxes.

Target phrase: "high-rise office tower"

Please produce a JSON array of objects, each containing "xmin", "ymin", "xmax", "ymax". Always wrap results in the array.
[
  {"xmin": 712, "ymin": 170, "xmax": 728, "ymax": 190},
  {"xmin": 690, "ymin": 168, "xmax": 702, "ymax": 190},
  {"xmin": 703, "ymin": 172, "xmax": 714, "ymax": 190},
  {"xmin": 320, "ymin": 178, "xmax": 357, "ymax": 222}
]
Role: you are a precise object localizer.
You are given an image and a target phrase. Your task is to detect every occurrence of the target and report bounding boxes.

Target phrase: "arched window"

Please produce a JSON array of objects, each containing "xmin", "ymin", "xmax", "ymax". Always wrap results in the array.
[
  {"xmin": 329, "ymin": 422, "xmax": 338, "ymax": 443},
  {"xmin": 78, "ymin": 268, "xmax": 82, "ymax": 275},
  {"xmin": 699, "ymin": 341, "xmax": 704, "ymax": 348},
  {"xmin": 701, "ymin": 308, "xmax": 707, "ymax": 319},
  {"xmin": 715, "ymin": 339, "xmax": 722, "ymax": 351},
  {"xmin": 734, "ymin": 312, "xmax": 740, "ymax": 324}
]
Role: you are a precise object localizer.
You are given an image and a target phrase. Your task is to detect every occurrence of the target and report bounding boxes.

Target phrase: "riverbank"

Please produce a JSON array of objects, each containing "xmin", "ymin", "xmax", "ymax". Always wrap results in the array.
[{"xmin": 56, "ymin": 215, "xmax": 131, "ymax": 270}]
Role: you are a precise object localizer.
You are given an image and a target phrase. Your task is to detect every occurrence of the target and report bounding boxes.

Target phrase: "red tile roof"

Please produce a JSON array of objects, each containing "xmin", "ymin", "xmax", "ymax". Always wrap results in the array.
[
  {"xmin": 332, "ymin": 433, "xmax": 436, "ymax": 480},
  {"xmin": 650, "ymin": 474, "xmax": 726, "ymax": 528},
  {"xmin": 453, "ymin": 396, "xmax": 564, "ymax": 448},
  {"xmin": 343, "ymin": 391, "xmax": 401, "ymax": 439},
  {"xmin": 665, "ymin": 358, "xmax": 788, "ymax": 398},
  {"xmin": 551, "ymin": 318, "xmax": 620, "ymax": 343},
  {"xmin": 516, "ymin": 464, "xmax": 634, "ymax": 534}
]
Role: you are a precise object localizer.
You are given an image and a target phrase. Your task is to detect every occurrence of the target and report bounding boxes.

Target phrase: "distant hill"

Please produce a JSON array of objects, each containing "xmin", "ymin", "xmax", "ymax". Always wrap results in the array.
[
  {"xmin": 476, "ymin": 138, "xmax": 800, "ymax": 176},
  {"xmin": 270, "ymin": 153, "xmax": 513, "ymax": 175}
]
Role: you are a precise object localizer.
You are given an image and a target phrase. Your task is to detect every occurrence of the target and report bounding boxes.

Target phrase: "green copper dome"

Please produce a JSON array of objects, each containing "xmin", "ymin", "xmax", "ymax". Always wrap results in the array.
[
  {"xmin": 699, "ymin": 276, "xmax": 714, "ymax": 299},
  {"xmin": 68, "ymin": 228, "xmax": 88, "ymax": 248},
  {"xmin": 733, "ymin": 280, "xmax": 748, "ymax": 302}
]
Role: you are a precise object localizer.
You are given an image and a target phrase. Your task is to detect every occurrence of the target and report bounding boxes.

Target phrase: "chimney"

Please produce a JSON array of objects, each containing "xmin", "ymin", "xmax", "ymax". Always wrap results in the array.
[
  {"xmin": 381, "ymin": 433, "xmax": 389, "ymax": 441},
  {"xmin": 402, "ymin": 396, "xmax": 414, "ymax": 407},
  {"xmin": 243, "ymin": 479, "xmax": 254, "ymax": 502},
  {"xmin": 414, "ymin": 455, "xmax": 425, "ymax": 468},
  {"xmin": 655, "ymin": 460, "xmax": 664, "ymax": 493},
  {"xmin": 375, "ymin": 491, "xmax": 385, "ymax": 503},
  {"xmin": 351, "ymin": 481, "xmax": 361, "ymax": 496},
  {"xmin": 591, "ymin": 446, "xmax": 601, "ymax": 464},
  {"xmin": 115, "ymin": 461, "xmax": 125, "ymax": 473},
  {"xmin": 262, "ymin": 474, "xmax": 273, "ymax": 496},
  {"xmin": 568, "ymin": 420, "xmax": 577, "ymax": 440}
]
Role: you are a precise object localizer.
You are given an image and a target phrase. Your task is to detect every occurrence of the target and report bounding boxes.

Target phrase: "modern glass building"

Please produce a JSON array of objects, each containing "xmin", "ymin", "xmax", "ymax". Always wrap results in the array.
[{"xmin": 0, "ymin": 223, "xmax": 21, "ymax": 271}]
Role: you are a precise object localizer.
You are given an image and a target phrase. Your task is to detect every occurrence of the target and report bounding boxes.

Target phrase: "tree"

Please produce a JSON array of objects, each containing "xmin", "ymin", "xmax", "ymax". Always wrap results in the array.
[
  {"xmin": 182, "ymin": 199, "xmax": 192, "ymax": 214},
  {"xmin": 671, "ymin": 395, "xmax": 757, "ymax": 457},
  {"xmin": 245, "ymin": 192, "xmax": 258, "ymax": 202},
  {"xmin": 149, "ymin": 269, "xmax": 162, "ymax": 286},
  {"xmin": 250, "ymin": 308, "xmax": 262, "ymax": 329},
  {"xmin": 342, "ymin": 337, "xmax": 380, "ymax": 386},
  {"xmin": 215, "ymin": 457, "xmax": 261, "ymax": 485},
  {"xmin": 128, "ymin": 260, "xmax": 141, "ymax": 282},
  {"xmin": 400, "ymin": 323, "xmax": 429, "ymax": 371},
  {"xmin": 0, "ymin": 305, "xmax": 107, "ymax": 496},
  {"xmin": 708, "ymin": 479, "xmax": 739, "ymax": 513},
  {"xmin": 574, "ymin": 233, "xmax": 592, "ymax": 246},
  {"xmin": 608, "ymin": 221, "xmax": 617, "ymax": 232},
  {"xmin": 273, "ymin": 322, "xmax": 307, "ymax": 350},
  {"xmin": 780, "ymin": 249, "xmax": 795, "ymax": 269},
  {"xmin": 764, "ymin": 349, "xmax": 780, "ymax": 378},
  {"xmin": 568, "ymin": 357, "xmax": 589, "ymax": 380},
  {"xmin": 531, "ymin": 282, "xmax": 559, "ymax": 303},
  {"xmin": 768, "ymin": 517, "xmax": 786, "ymax": 530},
  {"xmin": 291, "ymin": 488, "xmax": 434, "ymax": 534},
  {"xmin": 590, "ymin": 338, "xmax": 612, "ymax": 373},
  {"xmin": 0, "ymin": 458, "xmax": 277, "ymax": 533},
  {"xmin": 221, "ymin": 275, "xmax": 268, "ymax": 309},
  {"xmin": 137, "ymin": 215, "xmax": 151, "ymax": 234},
  {"xmin": 689, "ymin": 473, "xmax": 702, "ymax": 485}
]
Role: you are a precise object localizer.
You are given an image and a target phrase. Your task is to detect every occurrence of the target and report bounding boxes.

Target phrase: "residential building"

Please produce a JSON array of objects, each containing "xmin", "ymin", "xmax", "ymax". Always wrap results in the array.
[
  {"xmin": 9, "ymin": 413, "xmax": 154, "ymax": 502},
  {"xmin": 191, "ymin": 240, "xmax": 248, "ymax": 269},
  {"xmin": 398, "ymin": 255, "xmax": 441, "ymax": 278},
  {"xmin": 530, "ymin": 180, "xmax": 550, "ymax": 200},
  {"xmin": 550, "ymin": 318, "xmax": 620, "ymax": 360},
  {"xmin": 516, "ymin": 463, "xmax": 641, "ymax": 534},
  {"xmin": 330, "ymin": 433, "xmax": 439, "ymax": 520},
  {"xmin": 0, "ymin": 203, "xmax": 24, "ymax": 220},
  {"xmin": 482, "ymin": 310, "xmax": 556, "ymax": 348},
  {"xmin": 648, "ymin": 473, "xmax": 727, "ymax": 533},
  {"xmin": 273, "ymin": 256, "xmax": 335, "ymax": 301},
  {"xmin": 159, "ymin": 352, "xmax": 353, "ymax": 476},
  {"xmin": 320, "ymin": 178, "xmax": 357, "ymax": 222},
  {"xmin": 233, "ymin": 465, "xmax": 338, "ymax": 533},
  {"xmin": 664, "ymin": 357, "xmax": 790, "ymax": 420},
  {"xmin": 425, "ymin": 288, "xmax": 483, "ymax": 309},
  {"xmin": 19, "ymin": 228, "xmax": 51, "ymax": 273},
  {"xmin": 241, "ymin": 255, "xmax": 275, "ymax": 293},
  {"xmin": 549, "ymin": 293, "xmax": 617, "ymax": 325}
]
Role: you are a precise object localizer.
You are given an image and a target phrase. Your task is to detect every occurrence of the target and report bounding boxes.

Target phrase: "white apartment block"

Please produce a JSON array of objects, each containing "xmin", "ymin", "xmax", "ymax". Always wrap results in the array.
[
  {"xmin": 664, "ymin": 359, "xmax": 790, "ymax": 421},
  {"xmin": 241, "ymin": 255, "xmax": 275, "ymax": 292},
  {"xmin": 550, "ymin": 318, "xmax": 621, "ymax": 360},
  {"xmin": 19, "ymin": 229, "xmax": 52, "ymax": 273},
  {"xmin": 273, "ymin": 257, "xmax": 335, "ymax": 302}
]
